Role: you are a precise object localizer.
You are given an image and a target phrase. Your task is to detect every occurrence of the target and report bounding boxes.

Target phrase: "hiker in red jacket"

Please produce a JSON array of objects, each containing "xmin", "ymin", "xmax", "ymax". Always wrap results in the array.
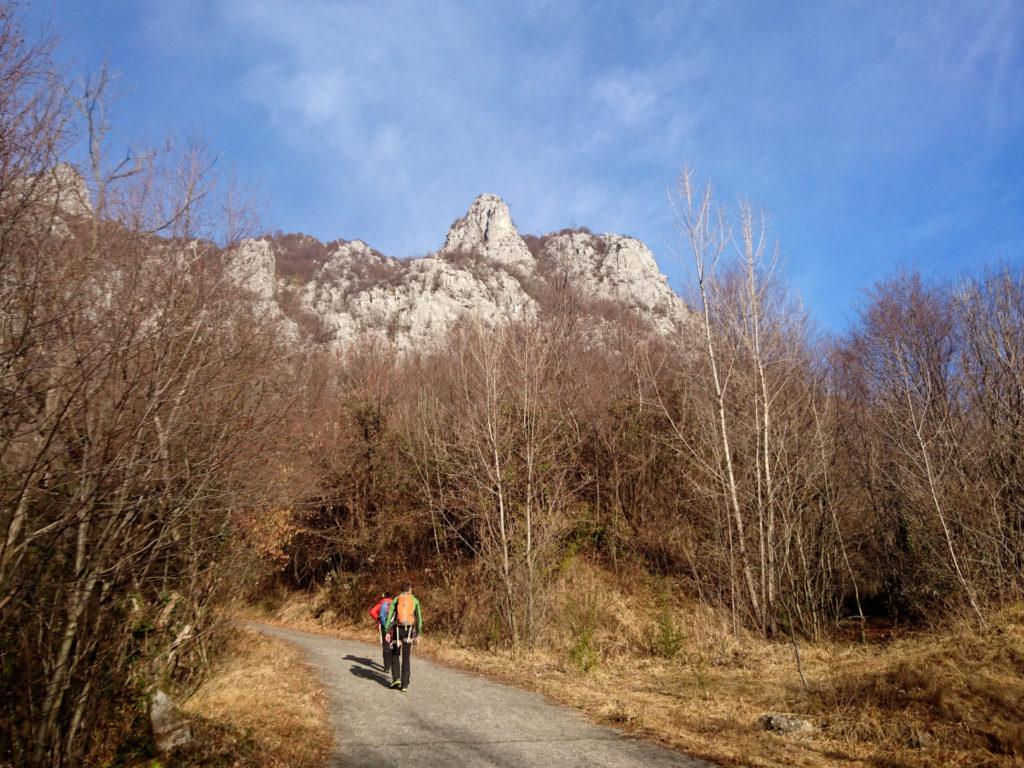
[{"xmin": 368, "ymin": 591, "xmax": 393, "ymax": 670}]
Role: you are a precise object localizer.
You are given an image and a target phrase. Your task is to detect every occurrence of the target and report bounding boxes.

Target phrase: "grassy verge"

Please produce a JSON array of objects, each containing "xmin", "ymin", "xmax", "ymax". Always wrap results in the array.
[
  {"xmin": 417, "ymin": 609, "xmax": 1024, "ymax": 768},
  {"xmin": 248, "ymin": 563, "xmax": 1024, "ymax": 768},
  {"xmin": 165, "ymin": 627, "xmax": 331, "ymax": 768}
]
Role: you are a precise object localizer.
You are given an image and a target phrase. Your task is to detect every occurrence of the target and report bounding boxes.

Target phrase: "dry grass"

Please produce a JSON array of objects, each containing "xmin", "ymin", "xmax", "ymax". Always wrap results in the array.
[
  {"xmin": 419, "ymin": 611, "xmax": 1024, "ymax": 768},
  {"xmin": 250, "ymin": 564, "xmax": 1024, "ymax": 768},
  {"xmin": 179, "ymin": 627, "xmax": 332, "ymax": 768}
]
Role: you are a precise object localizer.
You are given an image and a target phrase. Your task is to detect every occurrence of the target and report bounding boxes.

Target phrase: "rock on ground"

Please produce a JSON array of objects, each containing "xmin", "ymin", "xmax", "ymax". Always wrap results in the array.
[
  {"xmin": 151, "ymin": 688, "xmax": 193, "ymax": 753},
  {"xmin": 758, "ymin": 713, "xmax": 814, "ymax": 734}
]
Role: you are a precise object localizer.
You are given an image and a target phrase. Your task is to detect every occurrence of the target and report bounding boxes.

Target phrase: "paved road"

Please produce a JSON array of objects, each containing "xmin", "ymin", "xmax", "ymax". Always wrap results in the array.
[{"xmin": 252, "ymin": 623, "xmax": 715, "ymax": 768}]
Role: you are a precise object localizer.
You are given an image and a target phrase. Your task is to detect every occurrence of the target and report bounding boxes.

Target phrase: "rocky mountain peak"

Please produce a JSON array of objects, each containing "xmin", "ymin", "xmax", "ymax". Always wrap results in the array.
[
  {"xmin": 229, "ymin": 193, "xmax": 690, "ymax": 351},
  {"xmin": 8, "ymin": 163, "xmax": 92, "ymax": 219},
  {"xmin": 48, "ymin": 164, "xmax": 92, "ymax": 217},
  {"xmin": 441, "ymin": 193, "xmax": 534, "ymax": 272}
]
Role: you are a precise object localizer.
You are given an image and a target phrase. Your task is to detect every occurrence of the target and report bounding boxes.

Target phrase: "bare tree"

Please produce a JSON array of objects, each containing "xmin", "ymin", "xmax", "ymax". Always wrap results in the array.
[
  {"xmin": 671, "ymin": 168, "xmax": 763, "ymax": 629},
  {"xmin": 0, "ymin": 13, "xmax": 292, "ymax": 763}
]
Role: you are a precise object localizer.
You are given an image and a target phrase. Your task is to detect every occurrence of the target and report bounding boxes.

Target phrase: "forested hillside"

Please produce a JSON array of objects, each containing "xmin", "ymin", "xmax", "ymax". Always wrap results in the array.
[{"xmin": 271, "ymin": 183, "xmax": 1024, "ymax": 644}]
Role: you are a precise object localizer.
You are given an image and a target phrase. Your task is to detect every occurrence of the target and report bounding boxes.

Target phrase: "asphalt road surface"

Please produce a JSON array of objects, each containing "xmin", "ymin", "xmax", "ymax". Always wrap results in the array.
[{"xmin": 252, "ymin": 623, "xmax": 715, "ymax": 768}]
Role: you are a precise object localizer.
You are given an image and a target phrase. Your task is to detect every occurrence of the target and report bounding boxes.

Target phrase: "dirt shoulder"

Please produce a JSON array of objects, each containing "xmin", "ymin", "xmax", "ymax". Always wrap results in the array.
[{"xmin": 173, "ymin": 627, "xmax": 332, "ymax": 768}]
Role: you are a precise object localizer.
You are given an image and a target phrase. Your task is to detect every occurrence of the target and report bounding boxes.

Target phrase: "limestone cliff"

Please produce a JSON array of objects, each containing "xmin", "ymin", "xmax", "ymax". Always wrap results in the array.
[{"xmin": 227, "ymin": 194, "xmax": 689, "ymax": 350}]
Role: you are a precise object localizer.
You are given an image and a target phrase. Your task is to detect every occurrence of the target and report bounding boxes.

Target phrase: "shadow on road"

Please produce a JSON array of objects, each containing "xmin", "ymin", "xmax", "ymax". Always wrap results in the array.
[
  {"xmin": 344, "ymin": 654, "xmax": 378, "ymax": 669},
  {"xmin": 350, "ymin": 664, "xmax": 392, "ymax": 687}
]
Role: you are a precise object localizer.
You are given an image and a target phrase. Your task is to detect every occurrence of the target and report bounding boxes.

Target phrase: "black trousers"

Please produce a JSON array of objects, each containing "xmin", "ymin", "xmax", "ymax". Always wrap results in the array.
[
  {"xmin": 379, "ymin": 625, "xmax": 392, "ymax": 670},
  {"xmin": 389, "ymin": 625, "xmax": 415, "ymax": 687}
]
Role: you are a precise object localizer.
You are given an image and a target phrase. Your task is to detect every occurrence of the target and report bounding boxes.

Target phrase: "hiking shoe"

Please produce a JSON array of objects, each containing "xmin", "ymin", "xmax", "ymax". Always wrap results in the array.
[
  {"xmin": 400, "ymin": 686, "xmax": 408, "ymax": 692},
  {"xmin": 390, "ymin": 680, "xmax": 401, "ymax": 689}
]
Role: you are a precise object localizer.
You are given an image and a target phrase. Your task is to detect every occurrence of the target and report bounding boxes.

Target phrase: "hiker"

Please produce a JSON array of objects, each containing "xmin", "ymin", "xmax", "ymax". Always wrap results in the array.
[
  {"xmin": 384, "ymin": 583, "xmax": 422, "ymax": 691},
  {"xmin": 368, "ymin": 591, "xmax": 393, "ymax": 670}
]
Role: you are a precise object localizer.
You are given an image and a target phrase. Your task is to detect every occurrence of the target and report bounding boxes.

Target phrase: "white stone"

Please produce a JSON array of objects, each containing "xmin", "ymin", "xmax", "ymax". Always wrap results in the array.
[
  {"xmin": 3, "ymin": 163, "xmax": 91, "ymax": 227},
  {"xmin": 255, "ymin": 194, "xmax": 689, "ymax": 352},
  {"xmin": 46, "ymin": 164, "xmax": 92, "ymax": 216},
  {"xmin": 538, "ymin": 231, "xmax": 689, "ymax": 334},
  {"xmin": 225, "ymin": 238, "xmax": 276, "ymax": 301},
  {"xmin": 151, "ymin": 689, "xmax": 192, "ymax": 752},
  {"xmin": 758, "ymin": 713, "xmax": 814, "ymax": 734},
  {"xmin": 441, "ymin": 193, "xmax": 535, "ymax": 272},
  {"xmin": 304, "ymin": 250, "xmax": 537, "ymax": 352}
]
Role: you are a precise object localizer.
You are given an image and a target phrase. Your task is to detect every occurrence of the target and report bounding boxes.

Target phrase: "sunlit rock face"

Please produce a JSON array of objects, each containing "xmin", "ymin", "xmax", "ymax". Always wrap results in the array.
[
  {"xmin": 224, "ymin": 238, "xmax": 277, "ymax": 302},
  {"xmin": 441, "ymin": 193, "xmax": 535, "ymax": 273},
  {"xmin": 45, "ymin": 164, "xmax": 92, "ymax": 217},
  {"xmin": 226, "ymin": 194, "xmax": 690, "ymax": 351},
  {"xmin": 536, "ymin": 231, "xmax": 687, "ymax": 336},
  {"xmin": 304, "ymin": 248, "xmax": 536, "ymax": 351},
  {"xmin": 3, "ymin": 163, "xmax": 92, "ymax": 225}
]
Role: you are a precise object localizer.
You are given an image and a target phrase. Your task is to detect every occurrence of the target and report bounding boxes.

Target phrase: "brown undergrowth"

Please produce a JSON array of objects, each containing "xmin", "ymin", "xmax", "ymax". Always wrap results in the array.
[
  {"xmin": 170, "ymin": 628, "xmax": 332, "ymax": 768},
  {"xmin": 249, "ymin": 561, "xmax": 1024, "ymax": 768}
]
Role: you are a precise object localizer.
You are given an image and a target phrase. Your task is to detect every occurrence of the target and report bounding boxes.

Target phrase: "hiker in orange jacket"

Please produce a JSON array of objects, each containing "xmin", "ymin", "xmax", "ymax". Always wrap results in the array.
[
  {"xmin": 368, "ymin": 591, "xmax": 393, "ymax": 670},
  {"xmin": 383, "ymin": 583, "xmax": 422, "ymax": 691}
]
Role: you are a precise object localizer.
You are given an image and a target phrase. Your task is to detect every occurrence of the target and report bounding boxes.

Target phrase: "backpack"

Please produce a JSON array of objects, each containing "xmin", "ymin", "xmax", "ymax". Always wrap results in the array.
[
  {"xmin": 377, "ymin": 598, "xmax": 391, "ymax": 626},
  {"xmin": 395, "ymin": 592, "xmax": 416, "ymax": 626}
]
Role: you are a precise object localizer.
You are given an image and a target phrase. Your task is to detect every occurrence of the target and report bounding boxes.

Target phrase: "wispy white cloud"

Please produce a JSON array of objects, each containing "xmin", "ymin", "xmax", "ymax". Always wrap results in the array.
[
  {"xmin": 593, "ymin": 73, "xmax": 657, "ymax": 125},
  {"xmin": 245, "ymin": 63, "xmax": 352, "ymax": 126},
  {"xmin": 115, "ymin": 0, "xmax": 1024, "ymax": 326},
  {"xmin": 156, "ymin": 3, "xmax": 698, "ymax": 246}
]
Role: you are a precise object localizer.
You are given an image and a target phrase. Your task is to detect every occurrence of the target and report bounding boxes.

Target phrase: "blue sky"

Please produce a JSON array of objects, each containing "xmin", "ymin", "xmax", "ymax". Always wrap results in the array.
[{"xmin": 29, "ymin": 0, "xmax": 1024, "ymax": 329}]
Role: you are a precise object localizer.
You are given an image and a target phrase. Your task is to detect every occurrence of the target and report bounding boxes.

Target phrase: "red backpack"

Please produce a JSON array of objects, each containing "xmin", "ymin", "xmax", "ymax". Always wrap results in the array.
[{"xmin": 370, "ymin": 597, "xmax": 391, "ymax": 626}]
